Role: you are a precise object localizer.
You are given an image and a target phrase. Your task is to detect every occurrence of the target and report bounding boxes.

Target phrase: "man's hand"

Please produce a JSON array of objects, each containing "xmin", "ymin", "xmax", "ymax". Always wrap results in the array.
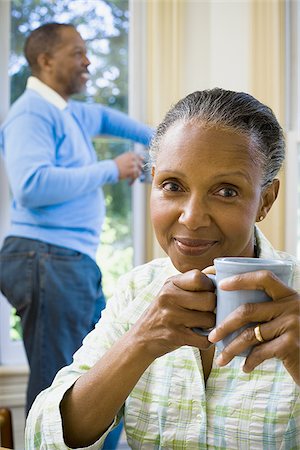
[{"xmin": 114, "ymin": 152, "xmax": 144, "ymax": 183}]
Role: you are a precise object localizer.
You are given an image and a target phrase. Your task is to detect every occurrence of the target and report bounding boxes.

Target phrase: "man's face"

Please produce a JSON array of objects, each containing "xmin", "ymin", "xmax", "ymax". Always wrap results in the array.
[
  {"xmin": 150, "ymin": 122, "xmax": 271, "ymax": 273},
  {"xmin": 45, "ymin": 27, "xmax": 90, "ymax": 99}
]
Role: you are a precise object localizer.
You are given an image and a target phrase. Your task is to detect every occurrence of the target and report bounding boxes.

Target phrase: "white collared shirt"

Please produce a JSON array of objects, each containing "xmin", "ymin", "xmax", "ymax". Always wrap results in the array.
[{"xmin": 27, "ymin": 76, "xmax": 67, "ymax": 110}]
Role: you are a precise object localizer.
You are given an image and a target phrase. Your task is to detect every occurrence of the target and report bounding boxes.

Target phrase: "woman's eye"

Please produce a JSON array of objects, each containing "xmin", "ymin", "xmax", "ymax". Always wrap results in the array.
[
  {"xmin": 217, "ymin": 187, "xmax": 238, "ymax": 197},
  {"xmin": 162, "ymin": 181, "xmax": 182, "ymax": 192}
]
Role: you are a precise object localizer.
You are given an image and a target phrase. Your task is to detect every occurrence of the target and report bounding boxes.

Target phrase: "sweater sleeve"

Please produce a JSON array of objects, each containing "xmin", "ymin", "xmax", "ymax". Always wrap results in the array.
[
  {"xmin": 71, "ymin": 101, "xmax": 154, "ymax": 146},
  {"xmin": 2, "ymin": 113, "xmax": 119, "ymax": 208}
]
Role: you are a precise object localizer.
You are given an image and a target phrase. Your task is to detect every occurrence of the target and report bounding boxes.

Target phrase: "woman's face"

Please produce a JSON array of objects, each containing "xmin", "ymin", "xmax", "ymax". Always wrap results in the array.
[{"xmin": 150, "ymin": 122, "xmax": 275, "ymax": 273}]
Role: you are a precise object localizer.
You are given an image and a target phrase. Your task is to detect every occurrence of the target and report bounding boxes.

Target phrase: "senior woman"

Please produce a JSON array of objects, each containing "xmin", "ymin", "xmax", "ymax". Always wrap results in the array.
[{"xmin": 25, "ymin": 88, "xmax": 300, "ymax": 449}]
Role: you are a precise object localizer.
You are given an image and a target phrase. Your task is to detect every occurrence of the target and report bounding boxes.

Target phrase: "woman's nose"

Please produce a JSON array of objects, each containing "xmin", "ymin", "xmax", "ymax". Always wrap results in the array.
[{"xmin": 178, "ymin": 196, "xmax": 211, "ymax": 230}]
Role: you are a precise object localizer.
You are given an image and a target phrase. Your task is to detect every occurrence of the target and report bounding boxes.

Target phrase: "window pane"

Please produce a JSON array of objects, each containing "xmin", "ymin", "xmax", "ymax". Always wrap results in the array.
[{"xmin": 94, "ymin": 138, "xmax": 133, "ymax": 298}]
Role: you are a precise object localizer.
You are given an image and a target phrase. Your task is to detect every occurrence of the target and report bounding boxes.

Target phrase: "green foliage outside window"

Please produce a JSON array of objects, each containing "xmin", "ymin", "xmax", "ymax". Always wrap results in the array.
[
  {"xmin": 9, "ymin": 0, "xmax": 131, "ymax": 339},
  {"xmin": 93, "ymin": 138, "xmax": 133, "ymax": 299},
  {"xmin": 10, "ymin": 309, "xmax": 22, "ymax": 340},
  {"xmin": 10, "ymin": 0, "xmax": 129, "ymax": 110}
]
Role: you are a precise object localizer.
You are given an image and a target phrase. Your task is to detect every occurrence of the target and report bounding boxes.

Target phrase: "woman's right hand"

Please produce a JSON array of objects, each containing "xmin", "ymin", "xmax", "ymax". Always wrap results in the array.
[
  {"xmin": 130, "ymin": 268, "xmax": 216, "ymax": 359},
  {"xmin": 60, "ymin": 269, "xmax": 216, "ymax": 448}
]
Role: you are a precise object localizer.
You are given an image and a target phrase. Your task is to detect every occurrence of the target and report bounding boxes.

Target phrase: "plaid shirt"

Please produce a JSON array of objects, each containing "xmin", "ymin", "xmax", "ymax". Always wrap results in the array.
[{"xmin": 25, "ymin": 229, "xmax": 300, "ymax": 449}]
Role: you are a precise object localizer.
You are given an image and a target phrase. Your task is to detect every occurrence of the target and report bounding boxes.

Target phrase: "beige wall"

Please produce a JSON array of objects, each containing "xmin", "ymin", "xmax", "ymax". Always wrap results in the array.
[
  {"xmin": 250, "ymin": 0, "xmax": 286, "ymax": 250},
  {"xmin": 144, "ymin": 0, "xmax": 286, "ymax": 260}
]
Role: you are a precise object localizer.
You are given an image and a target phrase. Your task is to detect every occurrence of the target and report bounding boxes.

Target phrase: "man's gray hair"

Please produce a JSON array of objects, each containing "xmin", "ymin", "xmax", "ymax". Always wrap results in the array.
[{"xmin": 24, "ymin": 22, "xmax": 75, "ymax": 74}]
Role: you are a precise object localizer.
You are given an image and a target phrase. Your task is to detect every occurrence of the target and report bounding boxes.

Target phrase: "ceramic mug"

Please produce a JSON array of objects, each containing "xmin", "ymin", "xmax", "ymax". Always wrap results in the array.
[{"xmin": 193, "ymin": 257, "xmax": 293, "ymax": 356}]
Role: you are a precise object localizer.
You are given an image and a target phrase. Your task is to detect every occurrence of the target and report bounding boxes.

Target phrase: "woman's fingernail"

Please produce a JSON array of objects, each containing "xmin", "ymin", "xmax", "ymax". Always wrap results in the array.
[
  {"xmin": 242, "ymin": 364, "xmax": 252, "ymax": 373},
  {"xmin": 208, "ymin": 329, "xmax": 217, "ymax": 342},
  {"xmin": 216, "ymin": 354, "xmax": 225, "ymax": 366}
]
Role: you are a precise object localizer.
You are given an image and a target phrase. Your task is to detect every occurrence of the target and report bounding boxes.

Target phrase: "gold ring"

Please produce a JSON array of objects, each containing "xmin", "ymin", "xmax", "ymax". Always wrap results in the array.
[{"xmin": 254, "ymin": 325, "xmax": 264, "ymax": 343}]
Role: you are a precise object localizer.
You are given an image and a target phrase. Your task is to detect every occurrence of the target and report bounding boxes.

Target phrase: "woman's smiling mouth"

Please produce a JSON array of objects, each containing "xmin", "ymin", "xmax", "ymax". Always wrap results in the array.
[{"xmin": 173, "ymin": 237, "xmax": 218, "ymax": 256}]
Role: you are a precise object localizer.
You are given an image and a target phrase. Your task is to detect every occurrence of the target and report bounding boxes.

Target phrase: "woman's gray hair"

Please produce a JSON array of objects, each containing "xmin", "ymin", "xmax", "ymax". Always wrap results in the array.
[{"xmin": 150, "ymin": 88, "xmax": 285, "ymax": 187}]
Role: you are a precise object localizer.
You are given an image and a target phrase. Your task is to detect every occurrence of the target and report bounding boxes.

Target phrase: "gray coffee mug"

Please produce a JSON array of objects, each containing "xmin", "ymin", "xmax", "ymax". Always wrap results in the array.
[{"xmin": 193, "ymin": 257, "xmax": 293, "ymax": 356}]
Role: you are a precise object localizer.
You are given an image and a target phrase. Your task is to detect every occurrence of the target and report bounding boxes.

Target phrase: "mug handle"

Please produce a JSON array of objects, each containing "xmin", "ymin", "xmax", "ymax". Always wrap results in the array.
[{"xmin": 192, "ymin": 273, "xmax": 216, "ymax": 336}]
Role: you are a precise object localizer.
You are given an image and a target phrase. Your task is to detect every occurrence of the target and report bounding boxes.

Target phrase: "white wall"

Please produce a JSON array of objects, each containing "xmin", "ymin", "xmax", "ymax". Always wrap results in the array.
[{"xmin": 182, "ymin": 0, "xmax": 251, "ymax": 95}]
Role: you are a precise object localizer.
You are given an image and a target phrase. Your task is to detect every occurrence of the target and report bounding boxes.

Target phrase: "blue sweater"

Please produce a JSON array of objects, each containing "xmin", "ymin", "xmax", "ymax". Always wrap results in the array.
[{"xmin": 1, "ymin": 89, "xmax": 153, "ymax": 259}]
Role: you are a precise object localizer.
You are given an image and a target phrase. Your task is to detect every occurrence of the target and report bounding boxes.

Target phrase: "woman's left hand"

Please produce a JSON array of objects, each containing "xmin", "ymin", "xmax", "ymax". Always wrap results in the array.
[{"xmin": 208, "ymin": 270, "xmax": 300, "ymax": 385}]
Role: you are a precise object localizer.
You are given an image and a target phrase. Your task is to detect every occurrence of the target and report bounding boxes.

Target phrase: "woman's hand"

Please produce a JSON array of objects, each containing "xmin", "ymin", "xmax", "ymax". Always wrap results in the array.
[
  {"xmin": 131, "ymin": 269, "xmax": 216, "ymax": 359},
  {"xmin": 208, "ymin": 270, "xmax": 300, "ymax": 385},
  {"xmin": 61, "ymin": 269, "xmax": 216, "ymax": 448}
]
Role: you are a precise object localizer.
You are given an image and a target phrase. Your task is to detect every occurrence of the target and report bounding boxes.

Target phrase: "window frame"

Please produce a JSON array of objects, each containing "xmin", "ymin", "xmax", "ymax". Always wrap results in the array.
[
  {"xmin": 285, "ymin": 133, "xmax": 300, "ymax": 257},
  {"xmin": 285, "ymin": 0, "xmax": 300, "ymax": 258},
  {"xmin": 130, "ymin": 0, "xmax": 149, "ymax": 266}
]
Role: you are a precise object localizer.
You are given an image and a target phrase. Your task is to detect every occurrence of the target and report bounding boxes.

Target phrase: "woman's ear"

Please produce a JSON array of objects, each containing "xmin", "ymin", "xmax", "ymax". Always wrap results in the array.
[{"xmin": 256, "ymin": 179, "xmax": 280, "ymax": 222}]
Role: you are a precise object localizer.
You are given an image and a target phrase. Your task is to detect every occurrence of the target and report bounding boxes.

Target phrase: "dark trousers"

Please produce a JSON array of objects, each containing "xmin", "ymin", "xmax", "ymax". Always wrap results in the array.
[
  {"xmin": 0, "ymin": 235, "xmax": 105, "ymax": 396},
  {"xmin": 0, "ymin": 237, "xmax": 105, "ymax": 413},
  {"xmin": 0, "ymin": 236, "xmax": 123, "ymax": 449},
  {"xmin": 0, "ymin": 237, "xmax": 122, "ymax": 450}
]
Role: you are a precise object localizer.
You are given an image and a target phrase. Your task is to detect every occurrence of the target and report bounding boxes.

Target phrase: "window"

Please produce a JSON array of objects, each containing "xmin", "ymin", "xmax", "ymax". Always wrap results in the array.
[
  {"xmin": 10, "ymin": 0, "xmax": 132, "ymax": 292},
  {"xmin": 0, "ymin": 0, "xmax": 147, "ymax": 364}
]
